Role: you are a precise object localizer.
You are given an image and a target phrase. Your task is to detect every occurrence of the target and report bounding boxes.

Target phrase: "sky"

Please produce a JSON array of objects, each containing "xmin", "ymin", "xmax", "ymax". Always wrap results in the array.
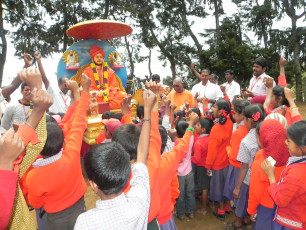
[{"xmin": 2, "ymin": 1, "xmax": 303, "ymax": 101}]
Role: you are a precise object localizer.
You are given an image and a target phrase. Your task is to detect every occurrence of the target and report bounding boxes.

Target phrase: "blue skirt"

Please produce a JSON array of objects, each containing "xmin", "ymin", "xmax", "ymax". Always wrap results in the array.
[
  {"xmin": 210, "ymin": 166, "xmax": 229, "ymax": 202},
  {"xmin": 272, "ymin": 220, "xmax": 293, "ymax": 230},
  {"xmin": 160, "ymin": 215, "xmax": 178, "ymax": 230},
  {"xmin": 235, "ymin": 182, "xmax": 249, "ymax": 218},
  {"xmin": 254, "ymin": 204, "xmax": 274, "ymax": 230},
  {"xmin": 223, "ymin": 164, "xmax": 240, "ymax": 202}
]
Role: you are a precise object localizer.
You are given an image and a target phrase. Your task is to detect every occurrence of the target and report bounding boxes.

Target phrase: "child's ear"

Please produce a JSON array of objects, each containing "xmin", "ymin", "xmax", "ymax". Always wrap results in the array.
[
  {"xmin": 202, "ymin": 128, "xmax": 207, "ymax": 134},
  {"xmin": 89, "ymin": 180, "xmax": 99, "ymax": 194},
  {"xmin": 301, "ymin": 146, "xmax": 306, "ymax": 156}
]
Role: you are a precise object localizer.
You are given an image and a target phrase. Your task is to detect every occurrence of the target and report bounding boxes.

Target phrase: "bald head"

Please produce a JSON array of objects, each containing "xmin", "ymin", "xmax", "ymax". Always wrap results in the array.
[{"xmin": 173, "ymin": 78, "xmax": 184, "ymax": 93}]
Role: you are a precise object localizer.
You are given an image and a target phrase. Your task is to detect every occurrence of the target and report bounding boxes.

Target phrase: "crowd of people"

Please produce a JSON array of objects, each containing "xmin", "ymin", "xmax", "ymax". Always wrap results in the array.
[{"xmin": 0, "ymin": 53, "xmax": 305, "ymax": 230}]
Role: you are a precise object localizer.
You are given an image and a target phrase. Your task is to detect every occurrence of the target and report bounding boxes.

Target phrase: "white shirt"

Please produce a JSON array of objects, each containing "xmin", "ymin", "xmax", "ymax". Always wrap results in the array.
[
  {"xmin": 1, "ymin": 100, "xmax": 30, "ymax": 130},
  {"xmin": 222, "ymin": 80, "xmax": 240, "ymax": 102},
  {"xmin": 74, "ymin": 163, "xmax": 150, "ymax": 230},
  {"xmin": 248, "ymin": 73, "xmax": 276, "ymax": 96},
  {"xmin": 47, "ymin": 84, "xmax": 71, "ymax": 113},
  {"xmin": 191, "ymin": 80, "xmax": 223, "ymax": 108}
]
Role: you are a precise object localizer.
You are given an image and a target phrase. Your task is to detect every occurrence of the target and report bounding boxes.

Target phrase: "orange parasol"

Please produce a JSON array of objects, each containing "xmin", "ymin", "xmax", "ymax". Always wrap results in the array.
[{"xmin": 66, "ymin": 19, "xmax": 133, "ymax": 40}]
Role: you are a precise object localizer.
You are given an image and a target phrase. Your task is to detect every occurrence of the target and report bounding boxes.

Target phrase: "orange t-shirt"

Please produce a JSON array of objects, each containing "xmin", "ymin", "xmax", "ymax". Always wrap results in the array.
[
  {"xmin": 167, "ymin": 89, "xmax": 195, "ymax": 111},
  {"xmin": 226, "ymin": 124, "xmax": 249, "ymax": 168},
  {"xmin": 26, "ymin": 92, "xmax": 90, "ymax": 213},
  {"xmin": 206, "ymin": 117, "xmax": 233, "ymax": 170},
  {"xmin": 248, "ymin": 150, "xmax": 285, "ymax": 214}
]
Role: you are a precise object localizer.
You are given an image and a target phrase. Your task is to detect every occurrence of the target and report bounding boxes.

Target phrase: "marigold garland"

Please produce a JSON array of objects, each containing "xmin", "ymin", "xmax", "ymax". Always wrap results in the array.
[{"xmin": 91, "ymin": 61, "xmax": 109, "ymax": 102}]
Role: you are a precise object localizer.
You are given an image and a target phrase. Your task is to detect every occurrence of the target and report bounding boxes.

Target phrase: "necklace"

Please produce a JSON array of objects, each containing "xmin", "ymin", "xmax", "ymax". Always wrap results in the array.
[
  {"xmin": 60, "ymin": 92, "xmax": 70, "ymax": 108},
  {"xmin": 21, "ymin": 99, "xmax": 30, "ymax": 117},
  {"xmin": 250, "ymin": 77, "xmax": 261, "ymax": 91}
]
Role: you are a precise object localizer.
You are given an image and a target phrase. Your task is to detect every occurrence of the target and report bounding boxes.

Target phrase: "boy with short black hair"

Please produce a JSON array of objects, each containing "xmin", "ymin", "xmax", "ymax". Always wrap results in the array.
[
  {"xmin": 74, "ymin": 89, "xmax": 156, "ymax": 230},
  {"xmin": 191, "ymin": 117, "xmax": 214, "ymax": 215}
]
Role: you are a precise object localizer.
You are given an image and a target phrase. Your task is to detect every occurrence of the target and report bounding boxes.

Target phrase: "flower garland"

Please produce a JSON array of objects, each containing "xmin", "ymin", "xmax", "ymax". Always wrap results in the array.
[{"xmin": 90, "ymin": 61, "xmax": 109, "ymax": 102}]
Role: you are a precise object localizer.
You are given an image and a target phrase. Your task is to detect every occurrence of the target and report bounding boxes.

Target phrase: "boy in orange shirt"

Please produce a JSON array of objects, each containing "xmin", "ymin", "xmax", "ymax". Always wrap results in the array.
[{"xmin": 26, "ymin": 75, "xmax": 91, "ymax": 229}]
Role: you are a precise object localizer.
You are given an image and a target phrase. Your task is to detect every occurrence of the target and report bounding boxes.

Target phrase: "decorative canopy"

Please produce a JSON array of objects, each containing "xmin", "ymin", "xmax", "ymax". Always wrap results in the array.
[{"xmin": 66, "ymin": 19, "xmax": 133, "ymax": 40}]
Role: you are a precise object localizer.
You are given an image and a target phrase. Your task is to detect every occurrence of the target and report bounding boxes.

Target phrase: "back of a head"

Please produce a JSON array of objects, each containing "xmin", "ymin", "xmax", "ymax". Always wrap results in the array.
[
  {"xmin": 272, "ymin": 86, "xmax": 290, "ymax": 107},
  {"xmin": 158, "ymin": 125, "xmax": 168, "ymax": 153},
  {"xmin": 265, "ymin": 113, "xmax": 287, "ymax": 128},
  {"xmin": 40, "ymin": 122, "xmax": 64, "ymax": 158},
  {"xmin": 243, "ymin": 104, "xmax": 265, "ymax": 128},
  {"xmin": 287, "ymin": 120, "xmax": 306, "ymax": 147},
  {"xmin": 259, "ymin": 119, "xmax": 289, "ymax": 166},
  {"xmin": 102, "ymin": 111, "xmax": 112, "ymax": 120},
  {"xmin": 233, "ymin": 100, "xmax": 251, "ymax": 114},
  {"xmin": 110, "ymin": 113, "xmax": 122, "ymax": 121},
  {"xmin": 137, "ymin": 105, "xmax": 144, "ymax": 120},
  {"xmin": 112, "ymin": 124, "xmax": 141, "ymax": 161},
  {"xmin": 176, "ymin": 121, "xmax": 189, "ymax": 138},
  {"xmin": 216, "ymin": 99, "xmax": 235, "ymax": 125},
  {"xmin": 253, "ymin": 57, "xmax": 267, "ymax": 69},
  {"xmin": 191, "ymin": 107, "xmax": 201, "ymax": 118},
  {"xmin": 199, "ymin": 118, "xmax": 214, "ymax": 134},
  {"xmin": 84, "ymin": 142, "xmax": 131, "ymax": 195}
]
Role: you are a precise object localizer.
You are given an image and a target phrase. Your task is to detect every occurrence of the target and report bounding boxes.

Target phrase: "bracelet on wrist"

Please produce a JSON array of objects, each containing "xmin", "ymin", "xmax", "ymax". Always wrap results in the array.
[
  {"xmin": 25, "ymin": 122, "xmax": 35, "ymax": 130},
  {"xmin": 142, "ymin": 119, "xmax": 151, "ymax": 123},
  {"xmin": 186, "ymin": 127, "xmax": 194, "ymax": 134},
  {"xmin": 290, "ymin": 106, "xmax": 299, "ymax": 111}
]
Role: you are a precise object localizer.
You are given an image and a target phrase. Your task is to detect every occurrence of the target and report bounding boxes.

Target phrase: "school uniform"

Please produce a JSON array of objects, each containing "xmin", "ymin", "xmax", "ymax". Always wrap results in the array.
[
  {"xmin": 26, "ymin": 92, "xmax": 90, "ymax": 229},
  {"xmin": 191, "ymin": 134, "xmax": 210, "ymax": 191},
  {"xmin": 236, "ymin": 128, "xmax": 259, "ymax": 218},
  {"xmin": 206, "ymin": 116, "xmax": 233, "ymax": 202},
  {"xmin": 268, "ymin": 156, "xmax": 306, "ymax": 230},
  {"xmin": 224, "ymin": 123, "xmax": 248, "ymax": 202}
]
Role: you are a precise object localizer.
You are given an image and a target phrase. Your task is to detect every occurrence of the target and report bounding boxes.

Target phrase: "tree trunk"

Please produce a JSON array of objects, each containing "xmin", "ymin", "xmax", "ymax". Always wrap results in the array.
[
  {"xmin": 0, "ymin": 6, "xmax": 7, "ymax": 87},
  {"xmin": 148, "ymin": 49, "xmax": 152, "ymax": 78},
  {"xmin": 124, "ymin": 36, "xmax": 134, "ymax": 80},
  {"xmin": 170, "ymin": 62, "xmax": 176, "ymax": 80},
  {"xmin": 148, "ymin": 26, "xmax": 177, "ymax": 78},
  {"xmin": 180, "ymin": 0, "xmax": 204, "ymax": 66},
  {"xmin": 103, "ymin": 0, "xmax": 110, "ymax": 19},
  {"xmin": 213, "ymin": 0, "xmax": 221, "ymax": 44},
  {"xmin": 291, "ymin": 17, "xmax": 303, "ymax": 101}
]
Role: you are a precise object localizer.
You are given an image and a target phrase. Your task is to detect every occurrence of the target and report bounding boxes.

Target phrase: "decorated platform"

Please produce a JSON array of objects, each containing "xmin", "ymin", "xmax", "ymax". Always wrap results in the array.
[{"xmin": 58, "ymin": 20, "xmax": 134, "ymax": 145}]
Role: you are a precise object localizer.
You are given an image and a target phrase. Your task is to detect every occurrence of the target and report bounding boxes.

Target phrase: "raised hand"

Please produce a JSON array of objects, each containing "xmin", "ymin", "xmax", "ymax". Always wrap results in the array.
[
  {"xmin": 264, "ymin": 77, "xmax": 274, "ymax": 89},
  {"xmin": 284, "ymin": 87, "xmax": 294, "ymax": 102},
  {"xmin": 0, "ymin": 130, "xmax": 25, "ymax": 171},
  {"xmin": 34, "ymin": 50, "xmax": 42, "ymax": 62},
  {"xmin": 163, "ymin": 96, "xmax": 171, "ymax": 109},
  {"xmin": 279, "ymin": 57, "xmax": 286, "ymax": 67},
  {"xmin": 17, "ymin": 68, "xmax": 42, "ymax": 90},
  {"xmin": 145, "ymin": 81, "xmax": 161, "ymax": 95},
  {"xmin": 187, "ymin": 112, "xmax": 199, "ymax": 127},
  {"xmin": 170, "ymin": 104, "xmax": 177, "ymax": 112},
  {"xmin": 121, "ymin": 94, "xmax": 133, "ymax": 115},
  {"xmin": 81, "ymin": 74, "xmax": 92, "ymax": 92},
  {"xmin": 220, "ymin": 85, "xmax": 226, "ymax": 94},
  {"xmin": 24, "ymin": 53, "xmax": 33, "ymax": 67},
  {"xmin": 32, "ymin": 88, "xmax": 53, "ymax": 112},
  {"xmin": 66, "ymin": 80, "xmax": 79, "ymax": 92},
  {"xmin": 190, "ymin": 63, "xmax": 195, "ymax": 70},
  {"xmin": 143, "ymin": 89, "xmax": 157, "ymax": 112}
]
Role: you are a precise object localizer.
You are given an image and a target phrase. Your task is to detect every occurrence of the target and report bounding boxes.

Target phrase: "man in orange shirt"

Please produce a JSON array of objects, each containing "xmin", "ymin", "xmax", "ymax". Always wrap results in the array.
[
  {"xmin": 82, "ymin": 45, "xmax": 126, "ymax": 109},
  {"xmin": 167, "ymin": 78, "xmax": 195, "ymax": 111}
]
